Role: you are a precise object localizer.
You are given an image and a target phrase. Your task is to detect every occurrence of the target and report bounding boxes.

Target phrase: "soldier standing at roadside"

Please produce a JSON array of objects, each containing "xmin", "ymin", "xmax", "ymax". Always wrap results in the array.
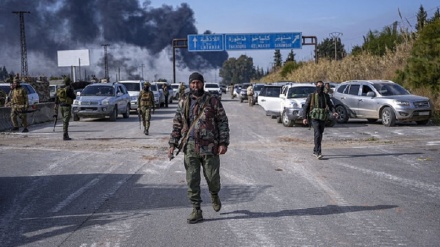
[
  {"xmin": 246, "ymin": 84, "xmax": 254, "ymax": 106},
  {"xmin": 137, "ymin": 82, "xmax": 155, "ymax": 135},
  {"xmin": 0, "ymin": 88, "xmax": 6, "ymax": 107},
  {"xmin": 162, "ymin": 83, "xmax": 170, "ymax": 108},
  {"xmin": 302, "ymin": 81, "xmax": 338, "ymax": 159},
  {"xmin": 10, "ymin": 78, "xmax": 29, "ymax": 132},
  {"xmin": 55, "ymin": 77, "xmax": 76, "ymax": 140},
  {"xmin": 179, "ymin": 82, "xmax": 186, "ymax": 100}
]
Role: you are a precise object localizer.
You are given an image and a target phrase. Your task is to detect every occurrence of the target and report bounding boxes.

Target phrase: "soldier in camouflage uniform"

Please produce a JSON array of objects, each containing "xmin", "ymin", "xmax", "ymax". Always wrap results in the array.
[
  {"xmin": 168, "ymin": 72, "xmax": 230, "ymax": 224},
  {"xmin": 178, "ymin": 82, "xmax": 186, "ymax": 100},
  {"xmin": 10, "ymin": 78, "xmax": 29, "ymax": 132},
  {"xmin": 137, "ymin": 82, "xmax": 155, "ymax": 135},
  {"xmin": 162, "ymin": 83, "xmax": 169, "ymax": 108},
  {"xmin": 54, "ymin": 77, "xmax": 76, "ymax": 140}
]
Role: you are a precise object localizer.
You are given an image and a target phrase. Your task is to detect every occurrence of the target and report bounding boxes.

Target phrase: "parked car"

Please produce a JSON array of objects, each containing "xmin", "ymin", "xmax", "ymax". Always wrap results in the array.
[
  {"xmin": 155, "ymin": 82, "xmax": 174, "ymax": 104},
  {"xmin": 118, "ymin": 80, "xmax": 145, "ymax": 111},
  {"xmin": 232, "ymin": 84, "xmax": 242, "ymax": 98},
  {"xmin": 150, "ymin": 82, "xmax": 166, "ymax": 107},
  {"xmin": 170, "ymin": 83, "xmax": 188, "ymax": 99},
  {"xmin": 257, "ymin": 85, "xmax": 283, "ymax": 118},
  {"xmin": 279, "ymin": 83, "xmax": 317, "ymax": 127},
  {"xmin": 239, "ymin": 83, "xmax": 251, "ymax": 103},
  {"xmin": 252, "ymin": 83, "xmax": 265, "ymax": 105},
  {"xmin": 220, "ymin": 85, "xmax": 227, "ymax": 93},
  {"xmin": 0, "ymin": 82, "xmax": 39, "ymax": 105},
  {"xmin": 49, "ymin": 84, "xmax": 62, "ymax": 102},
  {"xmin": 204, "ymin": 83, "xmax": 222, "ymax": 99},
  {"xmin": 332, "ymin": 80, "xmax": 433, "ymax": 126},
  {"xmin": 72, "ymin": 82, "xmax": 131, "ymax": 121}
]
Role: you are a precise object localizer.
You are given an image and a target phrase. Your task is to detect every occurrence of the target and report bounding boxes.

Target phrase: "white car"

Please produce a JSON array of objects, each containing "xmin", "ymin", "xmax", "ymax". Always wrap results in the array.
[
  {"xmin": 118, "ymin": 80, "xmax": 145, "ymax": 111},
  {"xmin": 155, "ymin": 82, "xmax": 174, "ymax": 104},
  {"xmin": 0, "ymin": 82, "xmax": 39, "ymax": 105},
  {"xmin": 149, "ymin": 82, "xmax": 165, "ymax": 108},
  {"xmin": 257, "ymin": 85, "xmax": 283, "ymax": 118},
  {"xmin": 279, "ymin": 83, "xmax": 316, "ymax": 127},
  {"xmin": 204, "ymin": 83, "xmax": 222, "ymax": 99}
]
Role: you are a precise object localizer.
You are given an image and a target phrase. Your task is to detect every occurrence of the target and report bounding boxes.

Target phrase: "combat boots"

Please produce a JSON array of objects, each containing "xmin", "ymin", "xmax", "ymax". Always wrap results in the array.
[
  {"xmin": 63, "ymin": 133, "xmax": 71, "ymax": 141},
  {"xmin": 10, "ymin": 127, "xmax": 19, "ymax": 132},
  {"xmin": 144, "ymin": 128, "xmax": 149, "ymax": 135},
  {"xmin": 187, "ymin": 208, "xmax": 203, "ymax": 224},
  {"xmin": 211, "ymin": 194, "xmax": 221, "ymax": 212},
  {"xmin": 22, "ymin": 128, "xmax": 29, "ymax": 133}
]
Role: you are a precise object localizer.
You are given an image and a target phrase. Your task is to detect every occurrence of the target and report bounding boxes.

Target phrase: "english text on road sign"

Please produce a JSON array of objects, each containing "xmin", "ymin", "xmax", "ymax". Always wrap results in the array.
[{"xmin": 187, "ymin": 34, "xmax": 224, "ymax": 52}]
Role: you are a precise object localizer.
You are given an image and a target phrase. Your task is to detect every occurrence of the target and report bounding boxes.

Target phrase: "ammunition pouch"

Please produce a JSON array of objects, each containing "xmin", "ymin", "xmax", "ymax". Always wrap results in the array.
[{"xmin": 309, "ymin": 108, "xmax": 328, "ymax": 121}]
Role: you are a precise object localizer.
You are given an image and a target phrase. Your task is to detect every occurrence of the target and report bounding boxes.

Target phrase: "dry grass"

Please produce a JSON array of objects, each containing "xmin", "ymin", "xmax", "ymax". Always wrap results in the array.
[{"xmin": 261, "ymin": 39, "xmax": 440, "ymax": 124}]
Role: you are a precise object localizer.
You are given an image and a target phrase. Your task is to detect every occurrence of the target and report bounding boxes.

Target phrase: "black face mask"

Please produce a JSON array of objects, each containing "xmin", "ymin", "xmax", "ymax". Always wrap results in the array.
[
  {"xmin": 316, "ymin": 86, "xmax": 324, "ymax": 94},
  {"xmin": 143, "ymin": 87, "xmax": 149, "ymax": 92},
  {"xmin": 191, "ymin": 88, "xmax": 204, "ymax": 97}
]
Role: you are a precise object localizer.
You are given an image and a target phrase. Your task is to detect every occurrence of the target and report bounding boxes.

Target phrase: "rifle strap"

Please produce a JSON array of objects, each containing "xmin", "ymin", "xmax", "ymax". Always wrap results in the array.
[{"xmin": 176, "ymin": 96, "xmax": 212, "ymax": 153}]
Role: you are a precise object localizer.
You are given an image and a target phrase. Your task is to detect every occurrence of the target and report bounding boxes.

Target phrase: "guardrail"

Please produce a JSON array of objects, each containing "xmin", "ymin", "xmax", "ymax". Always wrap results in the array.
[{"xmin": 0, "ymin": 103, "xmax": 57, "ymax": 132}]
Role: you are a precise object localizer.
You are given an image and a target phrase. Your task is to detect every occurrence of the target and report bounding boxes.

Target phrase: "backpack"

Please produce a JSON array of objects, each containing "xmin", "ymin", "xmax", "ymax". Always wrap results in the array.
[{"xmin": 57, "ymin": 87, "xmax": 73, "ymax": 104}]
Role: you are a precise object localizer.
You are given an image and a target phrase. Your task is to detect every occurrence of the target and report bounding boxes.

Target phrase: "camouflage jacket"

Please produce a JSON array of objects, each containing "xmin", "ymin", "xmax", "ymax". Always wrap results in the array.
[
  {"xmin": 169, "ymin": 92, "xmax": 230, "ymax": 155},
  {"xmin": 11, "ymin": 87, "xmax": 28, "ymax": 106}
]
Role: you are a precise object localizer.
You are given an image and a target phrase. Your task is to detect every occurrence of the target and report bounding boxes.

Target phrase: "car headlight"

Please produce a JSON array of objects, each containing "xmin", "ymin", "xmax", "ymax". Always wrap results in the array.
[
  {"xmin": 101, "ymin": 99, "xmax": 110, "ymax": 105},
  {"xmin": 73, "ymin": 100, "xmax": 79, "ymax": 105},
  {"xmin": 131, "ymin": 96, "xmax": 137, "ymax": 100},
  {"xmin": 394, "ymin": 100, "xmax": 410, "ymax": 106},
  {"xmin": 287, "ymin": 101, "xmax": 299, "ymax": 108}
]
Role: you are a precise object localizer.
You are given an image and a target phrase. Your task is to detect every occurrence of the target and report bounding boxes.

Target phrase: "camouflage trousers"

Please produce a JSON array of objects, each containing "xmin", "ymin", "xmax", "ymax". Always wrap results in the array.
[
  {"xmin": 61, "ymin": 105, "xmax": 72, "ymax": 133},
  {"xmin": 184, "ymin": 141, "xmax": 221, "ymax": 207},
  {"xmin": 11, "ymin": 106, "xmax": 28, "ymax": 128},
  {"xmin": 140, "ymin": 106, "xmax": 152, "ymax": 130}
]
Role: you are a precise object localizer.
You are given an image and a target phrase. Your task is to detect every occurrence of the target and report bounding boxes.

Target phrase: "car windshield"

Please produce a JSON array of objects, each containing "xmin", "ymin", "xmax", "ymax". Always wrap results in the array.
[
  {"xmin": 122, "ymin": 83, "xmax": 140, "ymax": 91},
  {"xmin": 0, "ymin": 85, "xmax": 11, "ymax": 94},
  {"xmin": 171, "ymin": 85, "xmax": 179, "ymax": 89},
  {"xmin": 49, "ymin": 85, "xmax": 56, "ymax": 93},
  {"xmin": 253, "ymin": 85, "xmax": 264, "ymax": 91},
  {"xmin": 81, "ymin": 86, "xmax": 114, "ymax": 96},
  {"xmin": 150, "ymin": 84, "xmax": 158, "ymax": 91},
  {"xmin": 373, "ymin": 83, "xmax": 410, "ymax": 96},
  {"xmin": 205, "ymin": 84, "xmax": 219, "ymax": 88},
  {"xmin": 287, "ymin": 86, "xmax": 316, "ymax": 98}
]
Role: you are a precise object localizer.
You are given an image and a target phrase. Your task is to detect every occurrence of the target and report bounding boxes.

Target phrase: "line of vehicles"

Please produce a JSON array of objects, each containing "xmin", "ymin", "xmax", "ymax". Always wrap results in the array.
[{"xmin": 252, "ymin": 80, "xmax": 433, "ymax": 127}]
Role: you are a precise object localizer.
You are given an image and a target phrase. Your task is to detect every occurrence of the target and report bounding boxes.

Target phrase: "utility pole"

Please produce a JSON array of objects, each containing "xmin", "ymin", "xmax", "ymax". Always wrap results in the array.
[
  {"xmin": 101, "ymin": 44, "xmax": 110, "ymax": 82},
  {"xmin": 329, "ymin": 32, "xmax": 343, "ymax": 61},
  {"xmin": 140, "ymin": 64, "xmax": 144, "ymax": 80},
  {"xmin": 12, "ymin": 11, "xmax": 30, "ymax": 77}
]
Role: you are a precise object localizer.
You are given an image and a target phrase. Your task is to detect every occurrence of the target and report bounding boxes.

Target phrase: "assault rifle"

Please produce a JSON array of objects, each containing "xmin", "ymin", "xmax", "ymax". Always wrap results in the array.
[{"xmin": 137, "ymin": 109, "xmax": 141, "ymax": 129}]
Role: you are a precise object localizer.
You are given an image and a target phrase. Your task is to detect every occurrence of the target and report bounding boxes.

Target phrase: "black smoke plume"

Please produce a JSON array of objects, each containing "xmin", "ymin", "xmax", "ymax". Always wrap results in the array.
[{"xmin": 0, "ymin": 0, "xmax": 228, "ymax": 78}]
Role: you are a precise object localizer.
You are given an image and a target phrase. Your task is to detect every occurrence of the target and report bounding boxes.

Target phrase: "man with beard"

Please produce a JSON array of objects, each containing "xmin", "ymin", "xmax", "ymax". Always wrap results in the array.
[
  {"xmin": 168, "ymin": 72, "xmax": 230, "ymax": 224},
  {"xmin": 302, "ymin": 81, "xmax": 338, "ymax": 159}
]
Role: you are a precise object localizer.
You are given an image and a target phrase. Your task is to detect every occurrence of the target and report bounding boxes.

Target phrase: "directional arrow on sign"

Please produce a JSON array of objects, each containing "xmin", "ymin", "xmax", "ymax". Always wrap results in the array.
[
  {"xmin": 292, "ymin": 35, "xmax": 299, "ymax": 44},
  {"xmin": 192, "ymin": 37, "xmax": 198, "ymax": 48}
]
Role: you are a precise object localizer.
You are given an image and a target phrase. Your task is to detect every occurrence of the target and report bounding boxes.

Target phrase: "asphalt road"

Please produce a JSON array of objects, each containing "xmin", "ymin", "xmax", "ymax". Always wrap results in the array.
[{"xmin": 1, "ymin": 95, "xmax": 439, "ymax": 246}]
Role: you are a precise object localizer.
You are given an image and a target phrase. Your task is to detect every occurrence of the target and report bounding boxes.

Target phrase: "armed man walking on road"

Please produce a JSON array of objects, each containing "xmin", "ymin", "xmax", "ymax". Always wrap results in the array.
[
  {"xmin": 10, "ymin": 77, "xmax": 29, "ymax": 133},
  {"xmin": 302, "ymin": 80, "xmax": 338, "ymax": 159},
  {"xmin": 162, "ymin": 83, "xmax": 170, "ymax": 108},
  {"xmin": 168, "ymin": 72, "xmax": 230, "ymax": 224},
  {"xmin": 54, "ymin": 77, "xmax": 76, "ymax": 140},
  {"xmin": 137, "ymin": 82, "xmax": 155, "ymax": 135},
  {"xmin": 247, "ymin": 83, "xmax": 254, "ymax": 106}
]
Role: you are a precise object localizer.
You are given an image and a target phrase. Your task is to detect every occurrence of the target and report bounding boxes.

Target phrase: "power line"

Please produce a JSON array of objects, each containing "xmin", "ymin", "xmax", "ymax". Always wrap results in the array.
[
  {"xmin": 329, "ymin": 32, "xmax": 343, "ymax": 60},
  {"xmin": 101, "ymin": 44, "xmax": 110, "ymax": 82}
]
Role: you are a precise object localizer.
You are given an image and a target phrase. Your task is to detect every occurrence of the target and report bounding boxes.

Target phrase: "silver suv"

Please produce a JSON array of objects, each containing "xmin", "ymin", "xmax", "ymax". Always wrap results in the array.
[
  {"xmin": 72, "ymin": 83, "xmax": 131, "ymax": 121},
  {"xmin": 332, "ymin": 80, "xmax": 432, "ymax": 126}
]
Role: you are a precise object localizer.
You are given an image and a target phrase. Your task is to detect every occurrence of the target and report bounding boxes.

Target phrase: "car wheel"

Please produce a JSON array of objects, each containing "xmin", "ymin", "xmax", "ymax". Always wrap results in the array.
[
  {"xmin": 240, "ymin": 98, "xmax": 243, "ymax": 103},
  {"xmin": 276, "ymin": 115, "xmax": 282, "ymax": 124},
  {"xmin": 73, "ymin": 114, "xmax": 80, "ymax": 121},
  {"xmin": 416, "ymin": 119, "xmax": 429, "ymax": 125},
  {"xmin": 123, "ymin": 104, "xmax": 130, "ymax": 118},
  {"xmin": 381, "ymin": 107, "xmax": 396, "ymax": 127},
  {"xmin": 367, "ymin": 118, "xmax": 377, "ymax": 123},
  {"xmin": 109, "ymin": 107, "xmax": 117, "ymax": 121},
  {"xmin": 335, "ymin": 105, "xmax": 349, "ymax": 123},
  {"xmin": 282, "ymin": 111, "xmax": 294, "ymax": 127}
]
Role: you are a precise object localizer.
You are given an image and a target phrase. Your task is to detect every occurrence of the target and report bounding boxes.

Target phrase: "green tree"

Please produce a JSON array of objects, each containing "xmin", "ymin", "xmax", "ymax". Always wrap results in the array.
[
  {"xmin": 416, "ymin": 5, "xmax": 428, "ymax": 31},
  {"xmin": 360, "ymin": 21, "xmax": 403, "ymax": 56},
  {"xmin": 273, "ymin": 50, "xmax": 282, "ymax": 68},
  {"xmin": 219, "ymin": 55, "xmax": 255, "ymax": 84},
  {"xmin": 317, "ymin": 37, "xmax": 346, "ymax": 60},
  {"xmin": 284, "ymin": 50, "xmax": 296, "ymax": 64},
  {"xmin": 429, "ymin": 8, "xmax": 440, "ymax": 23},
  {"xmin": 398, "ymin": 19, "xmax": 440, "ymax": 91}
]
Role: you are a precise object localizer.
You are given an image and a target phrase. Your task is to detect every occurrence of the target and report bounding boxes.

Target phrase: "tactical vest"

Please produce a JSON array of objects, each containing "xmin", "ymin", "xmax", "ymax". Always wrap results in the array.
[
  {"xmin": 12, "ymin": 88, "xmax": 26, "ymax": 105},
  {"xmin": 57, "ymin": 87, "xmax": 73, "ymax": 105},
  {"xmin": 309, "ymin": 93, "xmax": 329, "ymax": 121},
  {"xmin": 140, "ymin": 91, "xmax": 153, "ymax": 107}
]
